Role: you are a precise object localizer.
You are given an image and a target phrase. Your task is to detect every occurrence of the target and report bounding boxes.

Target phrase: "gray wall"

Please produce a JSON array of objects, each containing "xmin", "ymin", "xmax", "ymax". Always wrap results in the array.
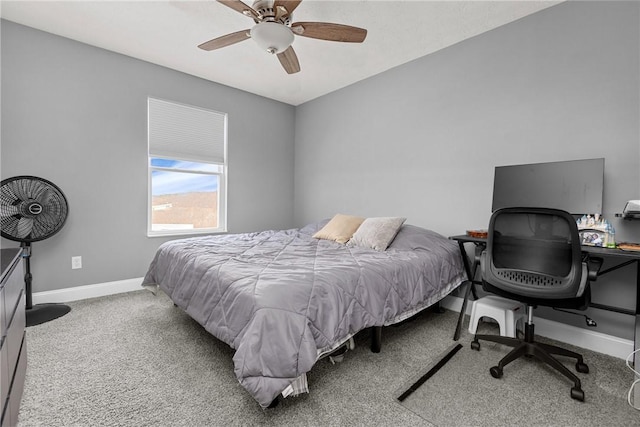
[
  {"xmin": 294, "ymin": 1, "xmax": 640, "ymax": 339},
  {"xmin": 2, "ymin": 2, "xmax": 639, "ymax": 341},
  {"xmin": 1, "ymin": 20, "xmax": 295, "ymax": 292}
]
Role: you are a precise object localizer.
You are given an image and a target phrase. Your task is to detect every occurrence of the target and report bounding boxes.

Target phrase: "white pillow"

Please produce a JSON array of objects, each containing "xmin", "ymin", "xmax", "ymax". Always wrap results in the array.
[{"xmin": 347, "ymin": 217, "xmax": 407, "ymax": 251}]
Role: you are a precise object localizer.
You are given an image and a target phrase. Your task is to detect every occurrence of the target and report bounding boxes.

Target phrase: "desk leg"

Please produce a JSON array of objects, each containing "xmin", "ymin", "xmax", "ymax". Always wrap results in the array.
[
  {"xmin": 453, "ymin": 242, "xmax": 483, "ymax": 341},
  {"xmin": 634, "ymin": 314, "xmax": 640, "ymax": 408},
  {"xmin": 634, "ymin": 260, "xmax": 640, "ymax": 408},
  {"xmin": 454, "ymin": 280, "xmax": 474, "ymax": 341}
]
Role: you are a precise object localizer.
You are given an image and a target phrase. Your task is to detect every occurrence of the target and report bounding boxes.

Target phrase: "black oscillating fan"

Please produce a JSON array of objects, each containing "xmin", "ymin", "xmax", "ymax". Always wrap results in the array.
[{"xmin": 0, "ymin": 176, "xmax": 70, "ymax": 326}]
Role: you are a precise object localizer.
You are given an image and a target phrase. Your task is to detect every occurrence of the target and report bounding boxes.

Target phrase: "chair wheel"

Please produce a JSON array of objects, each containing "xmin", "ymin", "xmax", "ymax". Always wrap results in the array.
[
  {"xmin": 576, "ymin": 362, "xmax": 589, "ymax": 374},
  {"xmin": 570, "ymin": 387, "xmax": 585, "ymax": 402},
  {"xmin": 490, "ymin": 366, "xmax": 503, "ymax": 378},
  {"xmin": 471, "ymin": 340, "xmax": 480, "ymax": 351}
]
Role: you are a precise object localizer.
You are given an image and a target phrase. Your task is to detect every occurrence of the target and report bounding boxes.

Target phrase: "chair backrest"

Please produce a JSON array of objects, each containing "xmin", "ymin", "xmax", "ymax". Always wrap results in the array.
[{"xmin": 481, "ymin": 207, "xmax": 588, "ymax": 300}]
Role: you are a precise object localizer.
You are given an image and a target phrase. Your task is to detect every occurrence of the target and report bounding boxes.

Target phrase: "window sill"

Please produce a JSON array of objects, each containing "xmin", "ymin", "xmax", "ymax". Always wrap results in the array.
[{"xmin": 147, "ymin": 228, "xmax": 228, "ymax": 238}]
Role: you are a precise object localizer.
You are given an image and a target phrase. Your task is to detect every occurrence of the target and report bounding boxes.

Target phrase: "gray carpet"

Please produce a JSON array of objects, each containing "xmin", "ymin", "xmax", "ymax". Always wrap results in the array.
[
  {"xmin": 17, "ymin": 290, "xmax": 639, "ymax": 426},
  {"xmin": 396, "ymin": 337, "xmax": 638, "ymax": 426}
]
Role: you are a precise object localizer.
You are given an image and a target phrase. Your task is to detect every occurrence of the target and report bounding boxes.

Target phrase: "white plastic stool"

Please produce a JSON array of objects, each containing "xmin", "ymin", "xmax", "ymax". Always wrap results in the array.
[{"xmin": 468, "ymin": 295, "xmax": 526, "ymax": 338}]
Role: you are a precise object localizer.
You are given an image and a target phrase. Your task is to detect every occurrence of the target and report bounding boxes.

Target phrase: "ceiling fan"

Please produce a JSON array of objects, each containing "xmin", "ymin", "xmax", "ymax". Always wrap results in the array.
[{"xmin": 198, "ymin": 0, "xmax": 368, "ymax": 74}]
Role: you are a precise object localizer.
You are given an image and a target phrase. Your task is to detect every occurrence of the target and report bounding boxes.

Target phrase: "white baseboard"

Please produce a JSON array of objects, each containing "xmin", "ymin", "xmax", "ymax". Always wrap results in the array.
[
  {"xmin": 32, "ymin": 277, "xmax": 144, "ymax": 304},
  {"xmin": 442, "ymin": 295, "xmax": 634, "ymax": 360}
]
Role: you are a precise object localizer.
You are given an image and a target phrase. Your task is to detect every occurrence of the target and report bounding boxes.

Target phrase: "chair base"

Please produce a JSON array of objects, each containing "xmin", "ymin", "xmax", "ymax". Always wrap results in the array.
[{"xmin": 471, "ymin": 322, "xmax": 588, "ymax": 402}]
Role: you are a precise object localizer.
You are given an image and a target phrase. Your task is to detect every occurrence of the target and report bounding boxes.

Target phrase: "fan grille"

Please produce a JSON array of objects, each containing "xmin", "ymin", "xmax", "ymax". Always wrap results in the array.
[{"xmin": 0, "ymin": 176, "xmax": 69, "ymax": 242}]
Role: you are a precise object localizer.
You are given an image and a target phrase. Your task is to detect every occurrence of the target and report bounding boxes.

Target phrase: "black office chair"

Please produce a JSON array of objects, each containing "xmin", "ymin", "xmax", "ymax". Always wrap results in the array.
[{"xmin": 471, "ymin": 207, "xmax": 602, "ymax": 401}]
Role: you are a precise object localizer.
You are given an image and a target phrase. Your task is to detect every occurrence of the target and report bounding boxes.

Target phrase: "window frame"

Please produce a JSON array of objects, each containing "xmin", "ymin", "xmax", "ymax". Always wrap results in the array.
[{"xmin": 146, "ymin": 98, "xmax": 228, "ymax": 237}]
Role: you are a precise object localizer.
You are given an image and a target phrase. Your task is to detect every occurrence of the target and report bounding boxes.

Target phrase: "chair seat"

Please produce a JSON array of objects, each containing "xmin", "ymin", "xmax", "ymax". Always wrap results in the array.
[
  {"xmin": 482, "ymin": 281, "xmax": 591, "ymax": 310},
  {"xmin": 468, "ymin": 296, "xmax": 526, "ymax": 338}
]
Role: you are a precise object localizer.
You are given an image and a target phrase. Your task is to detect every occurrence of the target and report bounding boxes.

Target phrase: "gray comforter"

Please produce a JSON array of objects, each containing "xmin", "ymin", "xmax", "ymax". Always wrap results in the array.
[{"xmin": 142, "ymin": 221, "xmax": 466, "ymax": 407}]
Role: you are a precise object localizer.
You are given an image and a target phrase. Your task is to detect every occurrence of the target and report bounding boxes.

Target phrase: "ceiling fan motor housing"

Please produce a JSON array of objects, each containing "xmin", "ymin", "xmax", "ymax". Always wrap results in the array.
[
  {"xmin": 251, "ymin": 0, "xmax": 293, "ymax": 25},
  {"xmin": 250, "ymin": 22, "xmax": 294, "ymax": 54}
]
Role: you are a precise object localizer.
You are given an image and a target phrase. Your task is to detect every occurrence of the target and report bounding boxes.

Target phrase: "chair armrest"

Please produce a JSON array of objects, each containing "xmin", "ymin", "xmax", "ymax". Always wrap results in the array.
[
  {"xmin": 473, "ymin": 245, "xmax": 484, "ymax": 264},
  {"xmin": 586, "ymin": 256, "xmax": 603, "ymax": 281}
]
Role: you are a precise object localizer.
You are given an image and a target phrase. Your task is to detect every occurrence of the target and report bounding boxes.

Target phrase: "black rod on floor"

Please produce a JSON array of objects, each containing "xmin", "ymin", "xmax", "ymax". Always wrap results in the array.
[{"xmin": 397, "ymin": 343, "xmax": 463, "ymax": 402}]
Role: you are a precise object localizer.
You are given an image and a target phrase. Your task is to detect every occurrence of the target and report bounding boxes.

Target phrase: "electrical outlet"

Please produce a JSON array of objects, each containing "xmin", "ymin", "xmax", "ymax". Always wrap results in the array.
[{"xmin": 71, "ymin": 256, "xmax": 82, "ymax": 269}]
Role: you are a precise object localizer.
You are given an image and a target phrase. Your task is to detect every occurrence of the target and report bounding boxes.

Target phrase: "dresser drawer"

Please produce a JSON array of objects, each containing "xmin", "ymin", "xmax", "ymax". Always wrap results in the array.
[
  {"xmin": 4, "ymin": 292, "xmax": 25, "ymax": 380},
  {"xmin": 0, "ymin": 287, "xmax": 4, "ymax": 338},
  {"xmin": 0, "ymin": 339, "xmax": 8, "ymax": 415},
  {"xmin": 0, "ymin": 249, "xmax": 24, "ymax": 427},
  {"xmin": 1, "ymin": 262, "xmax": 22, "ymax": 330},
  {"xmin": 1, "ymin": 334, "xmax": 26, "ymax": 427}
]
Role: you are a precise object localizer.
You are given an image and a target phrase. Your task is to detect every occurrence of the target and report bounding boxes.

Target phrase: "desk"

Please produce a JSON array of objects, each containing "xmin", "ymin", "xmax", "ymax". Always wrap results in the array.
[{"xmin": 450, "ymin": 234, "xmax": 640, "ymax": 403}]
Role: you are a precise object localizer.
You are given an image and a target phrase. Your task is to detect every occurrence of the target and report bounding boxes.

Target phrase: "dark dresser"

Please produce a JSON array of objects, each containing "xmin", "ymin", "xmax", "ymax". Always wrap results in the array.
[{"xmin": 1, "ymin": 248, "xmax": 26, "ymax": 427}]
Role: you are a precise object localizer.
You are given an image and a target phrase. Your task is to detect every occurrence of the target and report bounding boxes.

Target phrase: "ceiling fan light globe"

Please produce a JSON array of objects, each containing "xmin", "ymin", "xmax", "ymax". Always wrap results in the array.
[{"xmin": 250, "ymin": 22, "xmax": 293, "ymax": 54}]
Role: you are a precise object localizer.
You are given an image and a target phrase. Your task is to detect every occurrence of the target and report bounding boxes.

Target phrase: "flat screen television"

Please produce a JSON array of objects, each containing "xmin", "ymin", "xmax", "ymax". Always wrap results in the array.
[{"xmin": 491, "ymin": 158, "xmax": 604, "ymax": 215}]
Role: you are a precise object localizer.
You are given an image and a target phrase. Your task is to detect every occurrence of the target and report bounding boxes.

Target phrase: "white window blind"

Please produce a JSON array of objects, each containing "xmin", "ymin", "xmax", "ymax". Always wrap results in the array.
[{"xmin": 148, "ymin": 98, "xmax": 226, "ymax": 164}]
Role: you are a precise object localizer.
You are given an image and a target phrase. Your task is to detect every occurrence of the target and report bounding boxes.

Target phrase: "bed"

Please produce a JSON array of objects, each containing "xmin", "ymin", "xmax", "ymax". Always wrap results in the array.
[{"xmin": 142, "ymin": 217, "xmax": 466, "ymax": 408}]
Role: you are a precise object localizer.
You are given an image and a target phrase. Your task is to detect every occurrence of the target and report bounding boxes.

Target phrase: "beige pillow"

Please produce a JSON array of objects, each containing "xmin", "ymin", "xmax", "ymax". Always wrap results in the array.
[
  {"xmin": 313, "ymin": 214, "xmax": 365, "ymax": 244},
  {"xmin": 347, "ymin": 217, "xmax": 407, "ymax": 251}
]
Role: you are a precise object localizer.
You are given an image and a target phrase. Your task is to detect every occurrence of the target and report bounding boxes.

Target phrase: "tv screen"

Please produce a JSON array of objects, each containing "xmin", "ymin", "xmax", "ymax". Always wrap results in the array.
[{"xmin": 492, "ymin": 158, "xmax": 604, "ymax": 215}]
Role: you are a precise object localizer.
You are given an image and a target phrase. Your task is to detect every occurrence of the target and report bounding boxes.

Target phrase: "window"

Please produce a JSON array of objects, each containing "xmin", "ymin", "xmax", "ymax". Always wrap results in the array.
[{"xmin": 147, "ymin": 98, "xmax": 227, "ymax": 236}]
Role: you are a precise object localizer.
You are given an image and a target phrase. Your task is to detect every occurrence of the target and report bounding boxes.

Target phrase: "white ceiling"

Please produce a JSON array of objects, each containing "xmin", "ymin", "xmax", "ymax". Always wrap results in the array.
[{"xmin": 0, "ymin": 0, "xmax": 562, "ymax": 106}]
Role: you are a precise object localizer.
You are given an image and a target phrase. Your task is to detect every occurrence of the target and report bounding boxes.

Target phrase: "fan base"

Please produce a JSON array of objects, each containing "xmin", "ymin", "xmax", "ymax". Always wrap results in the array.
[{"xmin": 26, "ymin": 303, "xmax": 71, "ymax": 327}]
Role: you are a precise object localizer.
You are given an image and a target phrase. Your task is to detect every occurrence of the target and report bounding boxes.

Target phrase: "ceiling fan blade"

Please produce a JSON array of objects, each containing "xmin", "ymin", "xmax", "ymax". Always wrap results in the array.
[
  {"xmin": 277, "ymin": 46, "xmax": 300, "ymax": 74},
  {"xmin": 273, "ymin": 0, "xmax": 302, "ymax": 15},
  {"xmin": 291, "ymin": 22, "xmax": 367, "ymax": 43},
  {"xmin": 216, "ymin": 0, "xmax": 260, "ymax": 20},
  {"xmin": 198, "ymin": 30, "xmax": 251, "ymax": 51}
]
